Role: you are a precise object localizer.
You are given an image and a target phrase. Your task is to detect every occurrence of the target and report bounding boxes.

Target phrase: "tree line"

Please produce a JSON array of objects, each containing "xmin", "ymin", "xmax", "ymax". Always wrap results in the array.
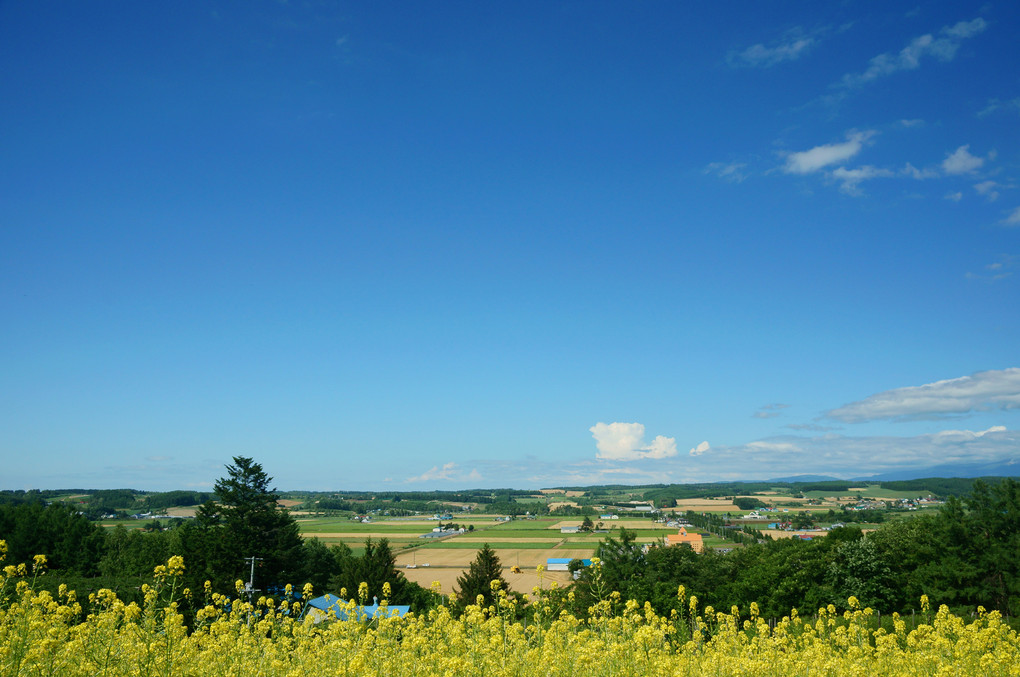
[
  {"xmin": 3, "ymin": 463, "xmax": 1017, "ymax": 623},
  {"xmin": 569, "ymin": 479, "xmax": 1019, "ymax": 620}
]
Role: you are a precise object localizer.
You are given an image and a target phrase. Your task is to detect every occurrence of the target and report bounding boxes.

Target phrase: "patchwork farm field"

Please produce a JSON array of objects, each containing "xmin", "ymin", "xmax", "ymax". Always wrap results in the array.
[{"xmin": 295, "ymin": 514, "xmax": 683, "ymax": 594}]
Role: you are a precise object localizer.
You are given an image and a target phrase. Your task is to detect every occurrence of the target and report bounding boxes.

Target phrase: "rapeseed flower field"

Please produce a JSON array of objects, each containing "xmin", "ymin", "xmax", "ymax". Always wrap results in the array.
[{"xmin": 2, "ymin": 544, "xmax": 1018, "ymax": 676}]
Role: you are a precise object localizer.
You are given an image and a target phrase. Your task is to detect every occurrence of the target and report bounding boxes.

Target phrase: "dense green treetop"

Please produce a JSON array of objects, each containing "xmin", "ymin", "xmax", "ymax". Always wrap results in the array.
[{"xmin": 455, "ymin": 544, "xmax": 508, "ymax": 608}]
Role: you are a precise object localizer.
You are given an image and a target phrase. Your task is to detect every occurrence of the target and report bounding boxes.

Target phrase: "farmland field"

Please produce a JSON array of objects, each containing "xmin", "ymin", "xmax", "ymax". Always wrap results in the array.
[{"xmin": 293, "ymin": 514, "xmax": 691, "ymax": 594}]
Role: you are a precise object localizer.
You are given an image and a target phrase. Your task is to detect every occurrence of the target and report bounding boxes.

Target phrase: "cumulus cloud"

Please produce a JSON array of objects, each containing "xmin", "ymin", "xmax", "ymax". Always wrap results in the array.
[
  {"xmin": 406, "ymin": 462, "xmax": 481, "ymax": 484},
  {"xmin": 783, "ymin": 130, "xmax": 875, "ymax": 174},
  {"xmin": 942, "ymin": 145, "xmax": 985, "ymax": 175},
  {"xmin": 689, "ymin": 441, "xmax": 710, "ymax": 456},
  {"xmin": 730, "ymin": 34, "xmax": 816, "ymax": 68},
  {"xmin": 825, "ymin": 368, "xmax": 1020, "ymax": 423},
  {"xmin": 841, "ymin": 18, "xmax": 987, "ymax": 88},
  {"xmin": 590, "ymin": 422, "xmax": 678, "ymax": 461}
]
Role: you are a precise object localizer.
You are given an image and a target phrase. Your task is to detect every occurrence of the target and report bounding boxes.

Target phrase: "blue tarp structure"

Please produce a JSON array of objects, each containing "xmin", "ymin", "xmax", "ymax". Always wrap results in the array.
[{"xmin": 303, "ymin": 594, "xmax": 411, "ymax": 623}]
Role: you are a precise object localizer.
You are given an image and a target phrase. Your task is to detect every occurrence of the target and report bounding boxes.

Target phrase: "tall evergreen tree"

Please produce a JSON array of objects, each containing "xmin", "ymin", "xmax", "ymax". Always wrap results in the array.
[
  {"xmin": 455, "ymin": 543, "xmax": 507, "ymax": 607},
  {"xmin": 192, "ymin": 457, "xmax": 303, "ymax": 593}
]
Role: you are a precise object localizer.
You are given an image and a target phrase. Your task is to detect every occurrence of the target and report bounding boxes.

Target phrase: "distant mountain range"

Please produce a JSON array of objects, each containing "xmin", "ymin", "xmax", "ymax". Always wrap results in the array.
[
  {"xmin": 765, "ymin": 474, "xmax": 842, "ymax": 483},
  {"xmin": 769, "ymin": 459, "xmax": 1019, "ymax": 484},
  {"xmin": 852, "ymin": 458, "xmax": 1020, "ymax": 483}
]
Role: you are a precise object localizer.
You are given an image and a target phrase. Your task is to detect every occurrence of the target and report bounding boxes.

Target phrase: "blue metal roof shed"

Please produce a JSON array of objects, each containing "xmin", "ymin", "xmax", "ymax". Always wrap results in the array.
[{"xmin": 303, "ymin": 594, "xmax": 411, "ymax": 624}]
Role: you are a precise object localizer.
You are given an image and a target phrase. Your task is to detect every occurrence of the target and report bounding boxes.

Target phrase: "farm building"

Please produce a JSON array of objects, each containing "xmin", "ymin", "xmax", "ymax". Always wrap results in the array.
[
  {"xmin": 560, "ymin": 526, "xmax": 579, "ymax": 533},
  {"xmin": 664, "ymin": 526, "xmax": 704, "ymax": 553},
  {"xmin": 302, "ymin": 594, "xmax": 411, "ymax": 624},
  {"xmin": 546, "ymin": 557, "xmax": 592, "ymax": 572}
]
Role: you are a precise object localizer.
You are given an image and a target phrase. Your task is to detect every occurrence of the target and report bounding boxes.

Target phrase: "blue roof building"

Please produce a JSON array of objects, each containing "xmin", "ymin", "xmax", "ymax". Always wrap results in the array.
[
  {"xmin": 303, "ymin": 594, "xmax": 411, "ymax": 624},
  {"xmin": 546, "ymin": 558, "xmax": 592, "ymax": 571}
]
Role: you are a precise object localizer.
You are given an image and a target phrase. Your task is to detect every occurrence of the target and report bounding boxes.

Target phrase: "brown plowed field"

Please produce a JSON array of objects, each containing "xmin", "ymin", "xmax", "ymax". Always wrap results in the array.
[{"xmin": 394, "ymin": 547, "xmax": 592, "ymax": 594}]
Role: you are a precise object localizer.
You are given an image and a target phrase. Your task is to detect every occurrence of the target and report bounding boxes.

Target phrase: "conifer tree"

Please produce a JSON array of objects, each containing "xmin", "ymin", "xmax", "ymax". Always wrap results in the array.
[
  {"xmin": 455, "ymin": 543, "xmax": 507, "ymax": 607},
  {"xmin": 192, "ymin": 457, "xmax": 303, "ymax": 592}
]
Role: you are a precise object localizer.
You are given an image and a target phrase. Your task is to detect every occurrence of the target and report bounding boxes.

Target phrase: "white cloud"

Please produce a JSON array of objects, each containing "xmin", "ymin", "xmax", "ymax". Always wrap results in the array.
[
  {"xmin": 841, "ymin": 17, "xmax": 987, "ymax": 88},
  {"xmin": 974, "ymin": 181, "xmax": 1000, "ymax": 201},
  {"xmin": 590, "ymin": 422, "xmax": 678, "ymax": 461},
  {"xmin": 831, "ymin": 165, "xmax": 895, "ymax": 195},
  {"xmin": 902, "ymin": 163, "xmax": 939, "ymax": 180},
  {"xmin": 931, "ymin": 425, "xmax": 1007, "ymax": 442},
  {"xmin": 978, "ymin": 97, "xmax": 1020, "ymax": 118},
  {"xmin": 689, "ymin": 441, "xmax": 710, "ymax": 456},
  {"xmin": 966, "ymin": 256, "xmax": 1016, "ymax": 282},
  {"xmin": 783, "ymin": 130, "xmax": 875, "ymax": 174},
  {"xmin": 405, "ymin": 462, "xmax": 481, "ymax": 484},
  {"xmin": 826, "ymin": 368, "xmax": 1020, "ymax": 423},
  {"xmin": 1002, "ymin": 207, "xmax": 1020, "ymax": 226},
  {"xmin": 945, "ymin": 191, "xmax": 963, "ymax": 202},
  {"xmin": 746, "ymin": 442, "xmax": 799, "ymax": 452},
  {"xmin": 704, "ymin": 161, "xmax": 748, "ymax": 183},
  {"xmin": 753, "ymin": 403, "xmax": 789, "ymax": 419},
  {"xmin": 942, "ymin": 145, "xmax": 985, "ymax": 175},
  {"xmin": 680, "ymin": 427, "xmax": 1018, "ymax": 480},
  {"xmin": 730, "ymin": 35, "xmax": 816, "ymax": 68},
  {"xmin": 942, "ymin": 18, "xmax": 989, "ymax": 40}
]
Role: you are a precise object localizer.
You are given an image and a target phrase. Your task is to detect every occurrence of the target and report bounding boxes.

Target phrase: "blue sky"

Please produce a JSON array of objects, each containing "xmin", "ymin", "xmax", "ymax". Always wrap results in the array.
[{"xmin": 2, "ymin": 1, "xmax": 1018, "ymax": 491}]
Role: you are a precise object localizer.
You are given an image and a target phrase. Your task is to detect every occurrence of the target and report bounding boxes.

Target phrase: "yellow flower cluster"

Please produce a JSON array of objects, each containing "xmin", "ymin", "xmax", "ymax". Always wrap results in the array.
[{"xmin": 2, "ymin": 548, "xmax": 1018, "ymax": 676}]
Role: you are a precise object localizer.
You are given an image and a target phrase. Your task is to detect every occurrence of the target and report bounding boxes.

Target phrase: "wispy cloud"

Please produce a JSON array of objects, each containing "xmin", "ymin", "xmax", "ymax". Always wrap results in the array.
[
  {"xmin": 974, "ymin": 181, "xmax": 1000, "ymax": 201},
  {"xmin": 704, "ymin": 161, "xmax": 748, "ymax": 183},
  {"xmin": 753, "ymin": 403, "xmax": 790, "ymax": 419},
  {"xmin": 746, "ymin": 440, "xmax": 800, "ymax": 453},
  {"xmin": 945, "ymin": 191, "xmax": 964, "ymax": 202},
  {"xmin": 978, "ymin": 97, "xmax": 1020, "ymax": 118},
  {"xmin": 1002, "ymin": 207, "xmax": 1020, "ymax": 227},
  {"xmin": 902, "ymin": 163, "xmax": 939, "ymax": 180},
  {"xmin": 406, "ymin": 462, "xmax": 482, "ymax": 484},
  {"xmin": 825, "ymin": 368, "xmax": 1020, "ymax": 423},
  {"xmin": 840, "ymin": 18, "xmax": 987, "ymax": 88},
  {"xmin": 785, "ymin": 422, "xmax": 840, "ymax": 432},
  {"xmin": 831, "ymin": 165, "xmax": 895, "ymax": 195},
  {"xmin": 966, "ymin": 255, "xmax": 1016, "ymax": 282},
  {"xmin": 729, "ymin": 31, "xmax": 817, "ymax": 68},
  {"xmin": 931, "ymin": 425, "xmax": 1006, "ymax": 441},
  {"xmin": 783, "ymin": 130, "xmax": 875, "ymax": 174},
  {"xmin": 590, "ymin": 422, "xmax": 678, "ymax": 461},
  {"xmin": 680, "ymin": 426, "xmax": 1018, "ymax": 479}
]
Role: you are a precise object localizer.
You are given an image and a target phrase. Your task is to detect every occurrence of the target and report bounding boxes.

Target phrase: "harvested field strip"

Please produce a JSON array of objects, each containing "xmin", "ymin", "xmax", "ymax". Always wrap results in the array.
[{"xmin": 418, "ymin": 541, "xmax": 568, "ymax": 549}]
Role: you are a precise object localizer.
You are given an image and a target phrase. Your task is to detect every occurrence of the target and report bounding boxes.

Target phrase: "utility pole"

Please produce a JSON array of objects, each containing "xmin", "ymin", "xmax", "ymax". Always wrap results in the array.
[{"xmin": 243, "ymin": 556, "xmax": 263, "ymax": 601}]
